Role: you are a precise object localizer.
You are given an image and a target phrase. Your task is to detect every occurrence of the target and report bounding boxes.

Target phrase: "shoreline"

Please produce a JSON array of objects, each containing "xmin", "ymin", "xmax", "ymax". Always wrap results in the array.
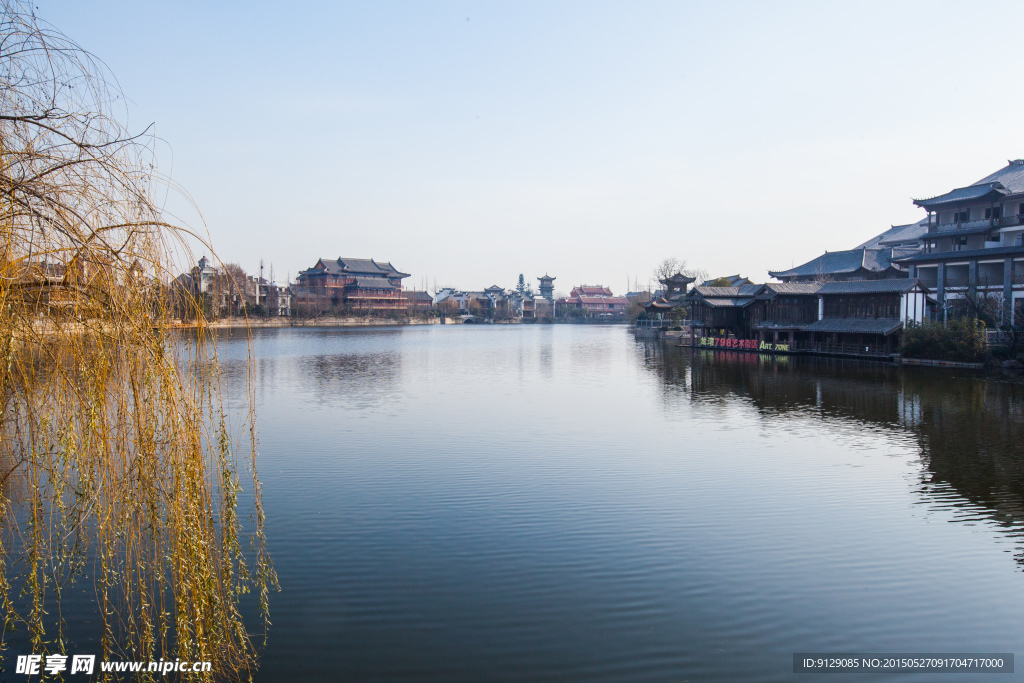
[
  {"xmin": 173, "ymin": 318, "xmax": 631, "ymax": 330},
  {"xmin": 178, "ymin": 317, "xmax": 445, "ymax": 330}
]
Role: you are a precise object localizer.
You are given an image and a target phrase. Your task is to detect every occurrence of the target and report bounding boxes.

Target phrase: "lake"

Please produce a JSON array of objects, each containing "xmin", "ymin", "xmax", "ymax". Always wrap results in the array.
[{"xmin": 224, "ymin": 324, "xmax": 1024, "ymax": 681}]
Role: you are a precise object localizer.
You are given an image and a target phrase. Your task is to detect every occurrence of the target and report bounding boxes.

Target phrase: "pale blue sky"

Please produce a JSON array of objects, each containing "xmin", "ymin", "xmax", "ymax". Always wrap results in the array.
[{"xmin": 44, "ymin": 1, "xmax": 1024, "ymax": 292}]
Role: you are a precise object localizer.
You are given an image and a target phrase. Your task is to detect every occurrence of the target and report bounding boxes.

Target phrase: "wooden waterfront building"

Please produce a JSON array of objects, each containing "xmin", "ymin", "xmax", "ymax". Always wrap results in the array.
[
  {"xmin": 750, "ymin": 282, "xmax": 822, "ymax": 345},
  {"xmin": 685, "ymin": 284, "xmax": 761, "ymax": 339},
  {"xmin": 802, "ymin": 279, "xmax": 930, "ymax": 356}
]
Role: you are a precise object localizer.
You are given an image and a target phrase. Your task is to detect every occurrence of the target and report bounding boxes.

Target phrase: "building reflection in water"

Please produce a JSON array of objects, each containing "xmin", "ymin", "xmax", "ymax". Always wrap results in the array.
[
  {"xmin": 215, "ymin": 327, "xmax": 405, "ymax": 411},
  {"xmin": 636, "ymin": 341, "xmax": 1024, "ymax": 564}
]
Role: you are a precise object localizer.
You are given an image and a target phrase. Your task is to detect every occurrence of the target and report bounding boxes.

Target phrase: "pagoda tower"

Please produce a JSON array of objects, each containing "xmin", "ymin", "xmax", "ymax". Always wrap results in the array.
[{"xmin": 537, "ymin": 274, "xmax": 556, "ymax": 301}]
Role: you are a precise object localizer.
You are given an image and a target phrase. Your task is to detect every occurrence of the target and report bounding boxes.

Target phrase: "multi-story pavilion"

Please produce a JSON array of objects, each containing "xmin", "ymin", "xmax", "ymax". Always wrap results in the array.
[
  {"xmin": 894, "ymin": 159, "xmax": 1024, "ymax": 324},
  {"xmin": 294, "ymin": 257, "xmax": 410, "ymax": 311},
  {"xmin": 537, "ymin": 274, "xmax": 556, "ymax": 301},
  {"xmin": 637, "ymin": 272, "xmax": 696, "ymax": 318}
]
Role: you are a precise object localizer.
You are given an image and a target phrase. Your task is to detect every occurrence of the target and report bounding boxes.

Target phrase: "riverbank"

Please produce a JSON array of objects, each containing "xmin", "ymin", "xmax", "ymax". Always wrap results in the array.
[
  {"xmin": 178, "ymin": 317, "xmax": 630, "ymax": 329},
  {"xmin": 174, "ymin": 316, "xmax": 445, "ymax": 329}
]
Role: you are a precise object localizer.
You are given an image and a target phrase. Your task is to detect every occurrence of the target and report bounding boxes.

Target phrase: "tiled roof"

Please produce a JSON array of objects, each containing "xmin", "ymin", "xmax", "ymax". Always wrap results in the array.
[
  {"xmin": 700, "ymin": 274, "xmax": 752, "ymax": 287},
  {"xmin": 339, "ymin": 258, "xmax": 382, "ymax": 273},
  {"xmin": 691, "ymin": 286, "xmax": 739, "ymax": 297},
  {"xmin": 405, "ymin": 291, "xmax": 433, "ymax": 302},
  {"xmin": 351, "ymin": 276, "xmax": 397, "ymax": 288},
  {"xmin": 640, "ymin": 298, "xmax": 679, "ymax": 309},
  {"xmin": 891, "ymin": 246, "xmax": 922, "ymax": 260},
  {"xmin": 856, "ymin": 219, "xmax": 929, "ymax": 249},
  {"xmin": 913, "ymin": 182, "xmax": 1009, "ymax": 210},
  {"xmin": 817, "ymin": 279, "xmax": 922, "ymax": 294},
  {"xmin": 893, "ymin": 244, "xmax": 1024, "ymax": 263},
  {"xmin": 690, "ymin": 284, "xmax": 761, "ymax": 298},
  {"xmin": 312, "ymin": 258, "xmax": 344, "ymax": 274},
  {"xmin": 913, "ymin": 160, "xmax": 1024, "ymax": 209},
  {"xmin": 803, "ymin": 318, "xmax": 904, "ymax": 335},
  {"xmin": 768, "ymin": 248, "xmax": 901, "ymax": 279},
  {"xmin": 374, "ymin": 261, "xmax": 411, "ymax": 277},
  {"xmin": 971, "ymin": 159, "xmax": 1024, "ymax": 194},
  {"xmin": 759, "ymin": 282, "xmax": 823, "ymax": 295},
  {"xmin": 308, "ymin": 257, "xmax": 410, "ymax": 278},
  {"xmin": 702, "ymin": 298, "xmax": 756, "ymax": 308},
  {"xmin": 575, "ymin": 285, "xmax": 613, "ymax": 296}
]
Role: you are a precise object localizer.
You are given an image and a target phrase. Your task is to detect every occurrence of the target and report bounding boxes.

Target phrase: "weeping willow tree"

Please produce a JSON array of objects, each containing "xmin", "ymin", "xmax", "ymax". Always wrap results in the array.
[{"xmin": 0, "ymin": 0, "xmax": 275, "ymax": 677}]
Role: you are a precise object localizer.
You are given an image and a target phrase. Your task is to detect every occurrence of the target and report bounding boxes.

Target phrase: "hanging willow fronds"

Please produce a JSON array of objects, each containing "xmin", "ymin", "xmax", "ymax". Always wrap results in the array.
[{"xmin": 0, "ymin": 0, "xmax": 276, "ymax": 678}]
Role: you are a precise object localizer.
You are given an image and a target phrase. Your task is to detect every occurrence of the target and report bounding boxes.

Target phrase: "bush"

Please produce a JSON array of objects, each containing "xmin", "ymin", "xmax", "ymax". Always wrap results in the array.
[
  {"xmin": 901, "ymin": 319, "xmax": 987, "ymax": 362},
  {"xmin": 241, "ymin": 302, "xmax": 266, "ymax": 317}
]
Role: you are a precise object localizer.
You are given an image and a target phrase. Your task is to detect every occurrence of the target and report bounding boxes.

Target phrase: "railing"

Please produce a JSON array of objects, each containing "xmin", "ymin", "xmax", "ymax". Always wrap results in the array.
[
  {"xmin": 634, "ymin": 319, "xmax": 691, "ymax": 329},
  {"xmin": 793, "ymin": 341, "xmax": 893, "ymax": 356},
  {"xmin": 690, "ymin": 338, "xmax": 894, "ymax": 357},
  {"xmin": 987, "ymin": 329, "xmax": 1016, "ymax": 346},
  {"xmin": 931, "ymin": 214, "xmax": 1023, "ymax": 233}
]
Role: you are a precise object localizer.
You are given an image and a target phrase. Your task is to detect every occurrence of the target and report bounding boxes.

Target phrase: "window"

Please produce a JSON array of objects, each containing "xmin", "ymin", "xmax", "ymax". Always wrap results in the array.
[{"xmin": 985, "ymin": 207, "xmax": 1004, "ymax": 220}]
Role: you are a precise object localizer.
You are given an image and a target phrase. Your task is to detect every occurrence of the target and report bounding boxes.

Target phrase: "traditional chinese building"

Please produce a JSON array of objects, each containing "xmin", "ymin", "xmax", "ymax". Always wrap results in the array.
[
  {"xmin": 537, "ymin": 274, "xmax": 556, "ymax": 301},
  {"xmin": 685, "ymin": 284, "xmax": 761, "ymax": 339},
  {"xmin": 893, "ymin": 159, "xmax": 1024, "ymax": 324},
  {"xmin": 701, "ymin": 274, "xmax": 753, "ymax": 287},
  {"xmin": 294, "ymin": 257, "xmax": 410, "ymax": 312},
  {"xmin": 802, "ymin": 279, "xmax": 929, "ymax": 355},
  {"xmin": 750, "ymin": 282, "xmax": 822, "ymax": 345},
  {"xmin": 404, "ymin": 290, "xmax": 434, "ymax": 311},
  {"xmin": 564, "ymin": 285, "xmax": 630, "ymax": 318},
  {"xmin": 638, "ymin": 272, "xmax": 696, "ymax": 318},
  {"xmin": 685, "ymin": 279, "xmax": 928, "ymax": 356},
  {"xmin": 768, "ymin": 247, "xmax": 913, "ymax": 283}
]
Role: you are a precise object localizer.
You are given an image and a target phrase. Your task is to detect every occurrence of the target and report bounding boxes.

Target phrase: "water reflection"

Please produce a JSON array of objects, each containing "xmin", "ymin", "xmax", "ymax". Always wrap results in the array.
[
  {"xmin": 300, "ymin": 352, "xmax": 401, "ymax": 409},
  {"xmin": 641, "ymin": 342, "xmax": 1024, "ymax": 564}
]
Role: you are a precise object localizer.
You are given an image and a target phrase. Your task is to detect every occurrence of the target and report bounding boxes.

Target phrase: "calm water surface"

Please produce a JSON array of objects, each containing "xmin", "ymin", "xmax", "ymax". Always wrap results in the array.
[{"xmin": 224, "ymin": 324, "xmax": 1024, "ymax": 682}]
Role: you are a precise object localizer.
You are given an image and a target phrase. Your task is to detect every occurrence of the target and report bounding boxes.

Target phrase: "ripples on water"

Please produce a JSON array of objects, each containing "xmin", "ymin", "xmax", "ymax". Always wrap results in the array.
[
  {"xmin": 213, "ymin": 325, "xmax": 1024, "ymax": 681},
  {"xmin": 24, "ymin": 324, "xmax": 1024, "ymax": 681}
]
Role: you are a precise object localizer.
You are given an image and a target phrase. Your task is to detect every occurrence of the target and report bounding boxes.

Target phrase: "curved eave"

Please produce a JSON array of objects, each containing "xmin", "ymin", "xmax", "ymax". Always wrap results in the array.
[{"xmin": 912, "ymin": 185, "xmax": 1008, "ymax": 210}]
